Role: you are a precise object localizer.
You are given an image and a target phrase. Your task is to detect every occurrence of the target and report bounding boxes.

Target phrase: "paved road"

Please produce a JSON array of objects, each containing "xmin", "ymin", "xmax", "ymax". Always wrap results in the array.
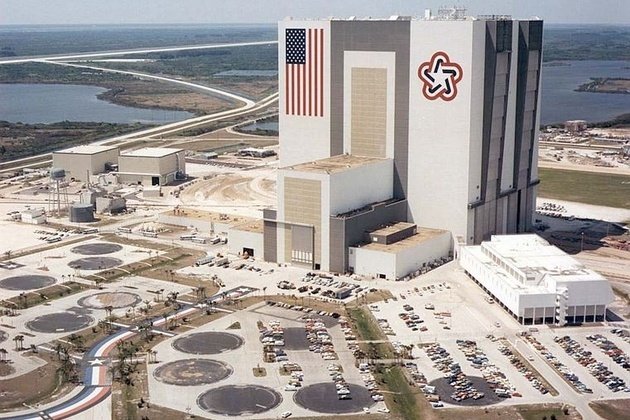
[
  {"xmin": 0, "ymin": 41, "xmax": 278, "ymax": 65},
  {"xmin": 0, "ymin": 290, "xmax": 236, "ymax": 420}
]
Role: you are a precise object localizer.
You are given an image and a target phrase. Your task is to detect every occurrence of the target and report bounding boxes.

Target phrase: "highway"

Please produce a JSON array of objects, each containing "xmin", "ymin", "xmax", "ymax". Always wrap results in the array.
[
  {"xmin": 0, "ymin": 63, "xmax": 278, "ymax": 175},
  {"xmin": 0, "ymin": 40, "xmax": 277, "ymax": 65}
]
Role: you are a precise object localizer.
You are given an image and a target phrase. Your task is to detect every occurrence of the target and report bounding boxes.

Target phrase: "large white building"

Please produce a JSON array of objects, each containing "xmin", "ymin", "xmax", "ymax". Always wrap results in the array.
[
  {"xmin": 52, "ymin": 145, "xmax": 119, "ymax": 182},
  {"xmin": 118, "ymin": 148, "xmax": 186, "ymax": 186},
  {"xmin": 459, "ymin": 234, "xmax": 614, "ymax": 325},
  {"xmin": 276, "ymin": 13, "xmax": 542, "ymax": 245}
]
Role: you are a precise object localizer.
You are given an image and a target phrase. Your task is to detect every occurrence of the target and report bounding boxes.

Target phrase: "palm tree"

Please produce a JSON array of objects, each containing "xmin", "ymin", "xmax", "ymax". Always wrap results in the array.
[
  {"xmin": 13, "ymin": 334, "xmax": 24, "ymax": 351},
  {"xmin": 68, "ymin": 333, "xmax": 85, "ymax": 351}
]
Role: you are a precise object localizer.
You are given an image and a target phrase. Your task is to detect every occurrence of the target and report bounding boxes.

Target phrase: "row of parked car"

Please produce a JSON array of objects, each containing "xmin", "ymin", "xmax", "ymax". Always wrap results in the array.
[
  {"xmin": 497, "ymin": 344, "xmax": 550, "ymax": 394},
  {"xmin": 305, "ymin": 317, "xmax": 337, "ymax": 361},
  {"xmin": 587, "ymin": 333, "xmax": 630, "ymax": 371},
  {"xmin": 327, "ymin": 363, "xmax": 353, "ymax": 399},
  {"xmin": 611, "ymin": 328, "xmax": 630, "ymax": 344},
  {"xmin": 456, "ymin": 340, "xmax": 517, "ymax": 398},
  {"xmin": 555, "ymin": 335, "xmax": 628, "ymax": 393},
  {"xmin": 260, "ymin": 319, "xmax": 288, "ymax": 363},
  {"xmin": 356, "ymin": 363, "xmax": 386, "ymax": 403},
  {"xmin": 399, "ymin": 304, "xmax": 429, "ymax": 332},
  {"xmin": 424, "ymin": 343, "xmax": 485, "ymax": 402},
  {"xmin": 524, "ymin": 335, "xmax": 592, "ymax": 394},
  {"xmin": 265, "ymin": 301, "xmax": 341, "ymax": 319}
]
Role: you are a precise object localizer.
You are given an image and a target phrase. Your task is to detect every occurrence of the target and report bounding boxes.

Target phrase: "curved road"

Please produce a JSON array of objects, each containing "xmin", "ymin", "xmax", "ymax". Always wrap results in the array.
[
  {"xmin": 0, "ymin": 41, "xmax": 277, "ymax": 65},
  {"xmin": 0, "ymin": 65, "xmax": 278, "ymax": 174},
  {"xmin": 1, "ymin": 297, "xmax": 213, "ymax": 419}
]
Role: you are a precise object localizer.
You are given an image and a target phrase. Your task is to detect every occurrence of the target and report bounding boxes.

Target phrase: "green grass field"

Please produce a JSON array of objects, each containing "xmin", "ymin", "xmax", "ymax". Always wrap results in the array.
[{"xmin": 538, "ymin": 167, "xmax": 630, "ymax": 209}]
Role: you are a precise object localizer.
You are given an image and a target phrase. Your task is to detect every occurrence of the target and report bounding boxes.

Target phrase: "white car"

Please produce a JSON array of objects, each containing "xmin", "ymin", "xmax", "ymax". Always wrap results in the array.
[
  {"xmin": 280, "ymin": 411, "xmax": 292, "ymax": 418},
  {"xmin": 377, "ymin": 407, "xmax": 390, "ymax": 413},
  {"xmin": 284, "ymin": 385, "xmax": 297, "ymax": 391}
]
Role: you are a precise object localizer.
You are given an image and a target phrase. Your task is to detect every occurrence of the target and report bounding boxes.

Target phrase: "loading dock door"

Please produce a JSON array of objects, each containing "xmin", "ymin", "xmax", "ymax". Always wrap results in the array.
[
  {"xmin": 243, "ymin": 247, "xmax": 254, "ymax": 258},
  {"xmin": 152, "ymin": 176, "xmax": 160, "ymax": 186}
]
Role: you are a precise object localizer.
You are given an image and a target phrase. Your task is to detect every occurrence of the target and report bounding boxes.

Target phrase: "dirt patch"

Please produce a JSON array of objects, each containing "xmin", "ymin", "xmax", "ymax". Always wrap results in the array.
[
  {"xmin": 0, "ymin": 363, "xmax": 16, "ymax": 377},
  {"xmin": 590, "ymin": 399, "xmax": 630, "ymax": 420},
  {"xmin": 179, "ymin": 173, "xmax": 275, "ymax": 204},
  {"xmin": 0, "ymin": 352, "xmax": 71, "ymax": 410}
]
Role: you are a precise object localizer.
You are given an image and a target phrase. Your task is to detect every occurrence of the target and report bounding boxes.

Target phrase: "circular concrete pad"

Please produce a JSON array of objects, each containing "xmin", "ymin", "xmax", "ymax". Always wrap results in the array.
[
  {"xmin": 27, "ymin": 312, "xmax": 93, "ymax": 333},
  {"xmin": 68, "ymin": 257, "xmax": 122, "ymax": 270},
  {"xmin": 154, "ymin": 359, "xmax": 232, "ymax": 386},
  {"xmin": 294, "ymin": 383, "xmax": 375, "ymax": 414},
  {"xmin": 173, "ymin": 332, "xmax": 244, "ymax": 355},
  {"xmin": 78, "ymin": 292, "xmax": 142, "ymax": 309},
  {"xmin": 428, "ymin": 376, "xmax": 501, "ymax": 406},
  {"xmin": 71, "ymin": 243, "xmax": 123, "ymax": 255},
  {"xmin": 0, "ymin": 275, "xmax": 56, "ymax": 291},
  {"xmin": 197, "ymin": 385, "xmax": 281, "ymax": 416}
]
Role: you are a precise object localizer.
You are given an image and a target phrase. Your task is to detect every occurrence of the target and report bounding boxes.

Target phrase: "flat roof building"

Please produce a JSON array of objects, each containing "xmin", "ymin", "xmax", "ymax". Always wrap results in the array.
[
  {"xmin": 52, "ymin": 145, "xmax": 119, "ymax": 182},
  {"xmin": 350, "ymin": 224, "xmax": 451, "ymax": 280},
  {"xmin": 459, "ymin": 234, "xmax": 614, "ymax": 326},
  {"xmin": 118, "ymin": 148, "xmax": 185, "ymax": 186}
]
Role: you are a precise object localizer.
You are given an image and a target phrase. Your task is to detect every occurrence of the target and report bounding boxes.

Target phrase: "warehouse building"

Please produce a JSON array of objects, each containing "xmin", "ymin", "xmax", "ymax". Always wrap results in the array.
[
  {"xmin": 349, "ymin": 223, "xmax": 451, "ymax": 280},
  {"xmin": 118, "ymin": 148, "xmax": 185, "ymax": 186},
  {"xmin": 459, "ymin": 234, "xmax": 614, "ymax": 325},
  {"xmin": 52, "ymin": 145, "xmax": 119, "ymax": 182}
]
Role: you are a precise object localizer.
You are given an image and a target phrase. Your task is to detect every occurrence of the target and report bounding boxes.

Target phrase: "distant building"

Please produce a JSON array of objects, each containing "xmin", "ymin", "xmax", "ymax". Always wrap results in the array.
[
  {"xmin": 52, "ymin": 145, "xmax": 119, "ymax": 182},
  {"xmin": 118, "ymin": 148, "xmax": 185, "ymax": 186},
  {"xmin": 564, "ymin": 120, "xmax": 588, "ymax": 133},
  {"xmin": 459, "ymin": 234, "xmax": 614, "ymax": 326},
  {"xmin": 20, "ymin": 208, "xmax": 46, "ymax": 224}
]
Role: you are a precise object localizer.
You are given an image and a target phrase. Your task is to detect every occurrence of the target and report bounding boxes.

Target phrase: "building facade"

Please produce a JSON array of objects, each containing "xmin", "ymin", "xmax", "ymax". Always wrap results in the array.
[
  {"xmin": 459, "ymin": 234, "xmax": 614, "ymax": 325},
  {"xmin": 52, "ymin": 145, "xmax": 119, "ymax": 182},
  {"xmin": 118, "ymin": 148, "xmax": 185, "ymax": 186},
  {"xmin": 278, "ymin": 14, "xmax": 543, "ymax": 245}
]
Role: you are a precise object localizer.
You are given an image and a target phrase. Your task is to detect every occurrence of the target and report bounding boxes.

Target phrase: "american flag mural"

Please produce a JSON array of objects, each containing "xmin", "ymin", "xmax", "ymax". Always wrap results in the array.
[{"xmin": 285, "ymin": 28, "xmax": 324, "ymax": 117}]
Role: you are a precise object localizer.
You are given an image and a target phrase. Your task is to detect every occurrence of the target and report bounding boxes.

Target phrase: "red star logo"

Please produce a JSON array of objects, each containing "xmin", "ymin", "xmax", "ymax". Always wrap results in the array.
[{"xmin": 418, "ymin": 51, "xmax": 463, "ymax": 101}]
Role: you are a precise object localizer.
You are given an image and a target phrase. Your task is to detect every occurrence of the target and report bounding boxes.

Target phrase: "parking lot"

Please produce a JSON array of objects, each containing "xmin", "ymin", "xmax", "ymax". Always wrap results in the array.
[{"xmin": 148, "ymin": 301, "xmax": 388, "ymax": 418}]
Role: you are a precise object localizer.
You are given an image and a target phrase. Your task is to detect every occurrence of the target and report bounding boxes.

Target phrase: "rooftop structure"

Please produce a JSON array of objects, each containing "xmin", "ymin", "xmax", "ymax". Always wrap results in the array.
[
  {"xmin": 55, "ymin": 145, "xmax": 118, "ymax": 155},
  {"xmin": 459, "ymin": 234, "xmax": 614, "ymax": 326},
  {"xmin": 122, "ymin": 147, "xmax": 183, "ymax": 158},
  {"xmin": 283, "ymin": 154, "xmax": 385, "ymax": 174},
  {"xmin": 361, "ymin": 226, "xmax": 447, "ymax": 253}
]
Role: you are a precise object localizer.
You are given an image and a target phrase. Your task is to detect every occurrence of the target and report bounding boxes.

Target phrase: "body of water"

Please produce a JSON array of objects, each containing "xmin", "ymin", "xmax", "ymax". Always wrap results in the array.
[
  {"xmin": 541, "ymin": 60, "xmax": 630, "ymax": 124},
  {"xmin": 1, "ymin": 60, "xmax": 628, "ymax": 126},
  {"xmin": 0, "ymin": 83, "xmax": 193, "ymax": 124},
  {"xmin": 239, "ymin": 120, "xmax": 278, "ymax": 132}
]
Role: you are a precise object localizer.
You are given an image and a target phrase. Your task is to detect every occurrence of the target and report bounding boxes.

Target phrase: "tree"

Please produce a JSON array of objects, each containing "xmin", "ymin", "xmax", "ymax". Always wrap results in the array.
[
  {"xmin": 13, "ymin": 334, "xmax": 24, "ymax": 351},
  {"xmin": 0, "ymin": 348, "xmax": 8, "ymax": 362},
  {"xmin": 68, "ymin": 333, "xmax": 85, "ymax": 351}
]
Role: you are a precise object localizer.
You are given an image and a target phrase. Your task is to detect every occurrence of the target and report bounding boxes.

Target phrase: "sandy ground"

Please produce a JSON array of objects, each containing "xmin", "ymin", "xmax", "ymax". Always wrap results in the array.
[
  {"xmin": 539, "ymin": 159, "xmax": 630, "ymax": 175},
  {"xmin": 179, "ymin": 166, "xmax": 276, "ymax": 212},
  {"xmin": 536, "ymin": 197, "xmax": 630, "ymax": 223}
]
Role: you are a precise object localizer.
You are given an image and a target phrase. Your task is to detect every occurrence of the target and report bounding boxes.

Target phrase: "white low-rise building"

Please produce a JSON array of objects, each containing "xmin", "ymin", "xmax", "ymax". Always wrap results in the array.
[
  {"xmin": 118, "ymin": 148, "xmax": 185, "ymax": 186},
  {"xmin": 459, "ymin": 234, "xmax": 614, "ymax": 326},
  {"xmin": 349, "ymin": 223, "xmax": 451, "ymax": 280}
]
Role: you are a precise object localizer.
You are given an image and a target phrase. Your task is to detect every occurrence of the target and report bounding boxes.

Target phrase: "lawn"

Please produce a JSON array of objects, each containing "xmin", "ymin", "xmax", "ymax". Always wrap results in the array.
[{"xmin": 538, "ymin": 168, "xmax": 630, "ymax": 209}]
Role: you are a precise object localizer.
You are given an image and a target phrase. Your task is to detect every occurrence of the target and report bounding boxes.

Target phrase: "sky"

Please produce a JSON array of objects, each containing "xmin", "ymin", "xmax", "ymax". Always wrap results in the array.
[{"xmin": 1, "ymin": 0, "xmax": 629, "ymax": 25}]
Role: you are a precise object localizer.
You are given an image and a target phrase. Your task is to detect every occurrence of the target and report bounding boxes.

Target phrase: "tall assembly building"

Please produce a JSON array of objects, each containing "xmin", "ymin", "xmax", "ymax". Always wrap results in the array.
[{"xmin": 265, "ymin": 11, "xmax": 543, "ymax": 275}]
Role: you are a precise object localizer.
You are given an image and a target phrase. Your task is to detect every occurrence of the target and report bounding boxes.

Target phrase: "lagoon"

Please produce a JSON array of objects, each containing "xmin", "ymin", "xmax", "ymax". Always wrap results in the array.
[{"xmin": 0, "ymin": 83, "xmax": 193, "ymax": 124}]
